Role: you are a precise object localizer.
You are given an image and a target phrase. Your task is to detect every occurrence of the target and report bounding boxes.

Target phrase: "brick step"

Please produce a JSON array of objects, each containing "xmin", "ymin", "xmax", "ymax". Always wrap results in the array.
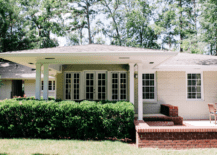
[
  {"xmin": 141, "ymin": 116, "xmax": 183, "ymax": 125},
  {"xmin": 145, "ymin": 121, "xmax": 174, "ymax": 126}
]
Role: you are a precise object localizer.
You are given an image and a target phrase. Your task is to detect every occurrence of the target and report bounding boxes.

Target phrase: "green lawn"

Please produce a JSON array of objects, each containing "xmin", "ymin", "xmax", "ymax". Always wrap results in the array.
[{"xmin": 1, "ymin": 139, "xmax": 217, "ymax": 155}]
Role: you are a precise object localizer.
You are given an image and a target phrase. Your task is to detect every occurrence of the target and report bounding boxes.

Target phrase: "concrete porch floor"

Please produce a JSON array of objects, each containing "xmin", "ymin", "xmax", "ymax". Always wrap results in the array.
[{"xmin": 184, "ymin": 120, "xmax": 217, "ymax": 127}]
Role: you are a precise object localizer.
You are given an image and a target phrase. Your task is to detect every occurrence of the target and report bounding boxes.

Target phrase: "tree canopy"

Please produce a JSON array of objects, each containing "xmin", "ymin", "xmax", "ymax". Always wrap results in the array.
[{"xmin": 0, "ymin": 0, "xmax": 216, "ymax": 54}]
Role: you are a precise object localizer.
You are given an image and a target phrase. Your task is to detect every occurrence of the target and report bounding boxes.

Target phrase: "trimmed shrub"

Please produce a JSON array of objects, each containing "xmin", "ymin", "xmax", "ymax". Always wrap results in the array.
[{"xmin": 0, "ymin": 100, "xmax": 134, "ymax": 140}]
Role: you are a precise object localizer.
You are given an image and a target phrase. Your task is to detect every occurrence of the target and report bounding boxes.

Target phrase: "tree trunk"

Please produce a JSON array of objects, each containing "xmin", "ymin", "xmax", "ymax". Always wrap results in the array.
[
  {"xmin": 179, "ymin": 0, "xmax": 183, "ymax": 52},
  {"xmin": 86, "ymin": 2, "xmax": 92, "ymax": 44}
]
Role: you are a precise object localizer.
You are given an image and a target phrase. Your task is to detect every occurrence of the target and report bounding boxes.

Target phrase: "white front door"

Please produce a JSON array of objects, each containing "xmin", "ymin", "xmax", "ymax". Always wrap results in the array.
[{"xmin": 85, "ymin": 71, "xmax": 106, "ymax": 100}]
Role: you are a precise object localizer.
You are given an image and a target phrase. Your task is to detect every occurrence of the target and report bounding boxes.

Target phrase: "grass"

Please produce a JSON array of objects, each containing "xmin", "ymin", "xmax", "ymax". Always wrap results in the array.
[{"xmin": 1, "ymin": 139, "xmax": 217, "ymax": 155}]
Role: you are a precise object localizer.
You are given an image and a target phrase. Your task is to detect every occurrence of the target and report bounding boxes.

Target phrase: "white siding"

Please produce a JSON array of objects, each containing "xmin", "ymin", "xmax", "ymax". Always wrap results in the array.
[
  {"xmin": 24, "ymin": 80, "xmax": 55, "ymax": 98},
  {"xmin": 0, "ymin": 80, "xmax": 12, "ymax": 100}
]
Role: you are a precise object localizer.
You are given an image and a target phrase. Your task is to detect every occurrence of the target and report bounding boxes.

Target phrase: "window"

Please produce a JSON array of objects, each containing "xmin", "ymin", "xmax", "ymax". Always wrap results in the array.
[
  {"xmin": 49, "ymin": 81, "xmax": 52, "ymax": 90},
  {"xmin": 41, "ymin": 81, "xmax": 55, "ymax": 91},
  {"xmin": 187, "ymin": 73, "xmax": 202, "ymax": 99},
  {"xmin": 142, "ymin": 73, "xmax": 155, "ymax": 100},
  {"xmin": 111, "ymin": 72, "xmax": 127, "ymax": 100}
]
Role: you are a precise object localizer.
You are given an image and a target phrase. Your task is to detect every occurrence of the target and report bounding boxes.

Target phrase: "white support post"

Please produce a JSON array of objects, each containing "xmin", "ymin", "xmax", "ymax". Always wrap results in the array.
[
  {"xmin": 35, "ymin": 63, "xmax": 41, "ymax": 100},
  {"xmin": 129, "ymin": 63, "xmax": 135, "ymax": 104},
  {"xmin": 43, "ymin": 64, "xmax": 49, "ymax": 100},
  {"xmin": 137, "ymin": 63, "xmax": 143, "ymax": 120}
]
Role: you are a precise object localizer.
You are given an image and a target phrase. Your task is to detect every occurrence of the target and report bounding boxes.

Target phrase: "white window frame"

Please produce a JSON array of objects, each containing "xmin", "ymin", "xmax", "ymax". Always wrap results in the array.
[
  {"xmin": 41, "ymin": 80, "xmax": 55, "ymax": 92},
  {"xmin": 142, "ymin": 71, "xmax": 157, "ymax": 102},
  {"xmin": 110, "ymin": 71, "xmax": 128, "ymax": 101},
  {"xmin": 64, "ymin": 72, "xmax": 81, "ymax": 100},
  {"xmin": 186, "ymin": 71, "xmax": 204, "ymax": 101}
]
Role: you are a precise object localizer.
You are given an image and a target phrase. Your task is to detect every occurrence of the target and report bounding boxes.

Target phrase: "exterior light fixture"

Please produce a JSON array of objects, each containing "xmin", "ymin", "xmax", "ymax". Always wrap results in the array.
[
  {"xmin": 45, "ymin": 58, "xmax": 55, "ymax": 59},
  {"xmin": 149, "ymin": 62, "xmax": 154, "ymax": 64}
]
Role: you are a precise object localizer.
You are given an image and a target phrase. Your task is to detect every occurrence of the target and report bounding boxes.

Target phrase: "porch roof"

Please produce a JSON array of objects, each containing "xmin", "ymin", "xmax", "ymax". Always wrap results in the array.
[{"xmin": 0, "ymin": 44, "xmax": 178, "ymax": 75}]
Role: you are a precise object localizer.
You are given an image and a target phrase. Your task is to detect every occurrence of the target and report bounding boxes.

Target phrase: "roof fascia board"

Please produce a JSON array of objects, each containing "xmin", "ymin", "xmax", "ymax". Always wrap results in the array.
[{"xmin": 0, "ymin": 51, "xmax": 178, "ymax": 57}]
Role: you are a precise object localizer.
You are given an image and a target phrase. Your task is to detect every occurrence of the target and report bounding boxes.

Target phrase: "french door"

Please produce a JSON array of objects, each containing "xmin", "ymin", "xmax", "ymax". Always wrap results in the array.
[{"xmin": 85, "ymin": 71, "xmax": 106, "ymax": 100}]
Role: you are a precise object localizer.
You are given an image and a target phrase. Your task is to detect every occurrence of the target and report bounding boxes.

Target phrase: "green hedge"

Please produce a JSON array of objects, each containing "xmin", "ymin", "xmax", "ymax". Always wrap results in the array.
[{"xmin": 0, "ymin": 100, "xmax": 134, "ymax": 140}]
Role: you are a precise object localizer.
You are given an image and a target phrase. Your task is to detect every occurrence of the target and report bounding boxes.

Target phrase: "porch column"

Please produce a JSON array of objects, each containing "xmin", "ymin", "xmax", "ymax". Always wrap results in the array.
[
  {"xmin": 43, "ymin": 64, "xmax": 49, "ymax": 100},
  {"xmin": 137, "ymin": 63, "xmax": 143, "ymax": 120},
  {"xmin": 129, "ymin": 63, "xmax": 134, "ymax": 104},
  {"xmin": 35, "ymin": 63, "xmax": 42, "ymax": 100}
]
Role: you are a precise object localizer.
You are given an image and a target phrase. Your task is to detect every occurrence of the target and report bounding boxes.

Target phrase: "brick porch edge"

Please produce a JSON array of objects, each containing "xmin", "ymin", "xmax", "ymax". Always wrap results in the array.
[{"xmin": 134, "ymin": 120, "xmax": 217, "ymax": 149}]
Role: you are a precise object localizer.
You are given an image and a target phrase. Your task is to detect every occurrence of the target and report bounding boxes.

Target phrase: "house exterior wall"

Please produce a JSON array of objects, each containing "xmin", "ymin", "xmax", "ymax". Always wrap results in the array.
[
  {"xmin": 157, "ymin": 71, "xmax": 217, "ymax": 119},
  {"xmin": 24, "ymin": 80, "xmax": 55, "ymax": 98},
  {"xmin": 0, "ymin": 80, "xmax": 12, "ymax": 100},
  {"xmin": 56, "ymin": 64, "xmax": 129, "ymax": 100}
]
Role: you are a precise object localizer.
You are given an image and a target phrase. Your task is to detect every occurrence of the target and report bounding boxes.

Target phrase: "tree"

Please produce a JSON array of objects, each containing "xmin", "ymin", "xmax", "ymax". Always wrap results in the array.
[
  {"xmin": 100, "ymin": 0, "xmax": 126, "ymax": 46},
  {"xmin": 125, "ymin": 0, "xmax": 160, "ymax": 49},
  {"xmin": 199, "ymin": 0, "xmax": 217, "ymax": 55},
  {"xmin": 20, "ymin": 0, "xmax": 66, "ymax": 49},
  {"xmin": 69, "ymin": 0, "xmax": 99, "ymax": 44},
  {"xmin": 0, "ymin": 0, "xmax": 35, "ymax": 52},
  {"xmin": 155, "ymin": 0, "xmax": 198, "ymax": 52}
]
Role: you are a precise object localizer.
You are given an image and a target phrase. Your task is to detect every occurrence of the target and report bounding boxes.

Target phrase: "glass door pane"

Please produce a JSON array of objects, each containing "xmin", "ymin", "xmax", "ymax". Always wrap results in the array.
[
  {"xmin": 97, "ymin": 73, "xmax": 106, "ymax": 100},
  {"xmin": 65, "ymin": 73, "xmax": 71, "ymax": 99},
  {"xmin": 86, "ymin": 73, "xmax": 94, "ymax": 100}
]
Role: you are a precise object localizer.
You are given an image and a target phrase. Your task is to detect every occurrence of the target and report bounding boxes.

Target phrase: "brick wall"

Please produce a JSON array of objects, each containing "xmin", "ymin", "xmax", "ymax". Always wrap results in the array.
[{"xmin": 135, "ymin": 120, "xmax": 217, "ymax": 149}]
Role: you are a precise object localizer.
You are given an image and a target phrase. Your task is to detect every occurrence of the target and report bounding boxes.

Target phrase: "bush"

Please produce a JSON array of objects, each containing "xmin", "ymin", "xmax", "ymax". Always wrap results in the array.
[{"xmin": 0, "ymin": 100, "xmax": 134, "ymax": 140}]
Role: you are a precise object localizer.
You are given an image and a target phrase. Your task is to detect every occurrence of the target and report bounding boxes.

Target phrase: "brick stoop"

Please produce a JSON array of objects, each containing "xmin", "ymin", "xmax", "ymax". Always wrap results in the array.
[{"xmin": 134, "ymin": 119, "xmax": 217, "ymax": 149}]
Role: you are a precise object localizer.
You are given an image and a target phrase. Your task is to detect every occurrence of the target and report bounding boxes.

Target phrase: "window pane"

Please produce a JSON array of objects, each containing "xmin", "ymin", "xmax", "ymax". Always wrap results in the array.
[
  {"xmin": 53, "ymin": 81, "xmax": 55, "ymax": 90},
  {"xmin": 145, "ymin": 80, "xmax": 149, "ymax": 86},
  {"xmin": 192, "ymin": 74, "xmax": 196, "ymax": 79},
  {"xmin": 145, "ymin": 74, "xmax": 149, "ymax": 79},
  {"xmin": 49, "ymin": 81, "xmax": 52, "ymax": 90},
  {"xmin": 196, "ymin": 74, "xmax": 201, "ymax": 79},
  {"xmin": 188, "ymin": 80, "xmax": 191, "ymax": 86},
  {"xmin": 150, "ymin": 87, "xmax": 154, "ymax": 92},
  {"xmin": 197, "ymin": 87, "xmax": 201, "ymax": 93},
  {"xmin": 197, "ymin": 93, "xmax": 201, "ymax": 99},
  {"xmin": 150, "ymin": 74, "xmax": 154, "ymax": 79},
  {"xmin": 150, "ymin": 80, "xmax": 154, "ymax": 86},
  {"xmin": 188, "ymin": 87, "xmax": 191, "ymax": 92},
  {"xmin": 192, "ymin": 80, "xmax": 196, "ymax": 86},
  {"xmin": 188, "ymin": 74, "xmax": 191, "ymax": 79},
  {"xmin": 150, "ymin": 93, "xmax": 154, "ymax": 99},
  {"xmin": 197, "ymin": 80, "xmax": 201, "ymax": 86},
  {"xmin": 192, "ymin": 87, "xmax": 196, "ymax": 92},
  {"xmin": 188, "ymin": 93, "xmax": 191, "ymax": 99}
]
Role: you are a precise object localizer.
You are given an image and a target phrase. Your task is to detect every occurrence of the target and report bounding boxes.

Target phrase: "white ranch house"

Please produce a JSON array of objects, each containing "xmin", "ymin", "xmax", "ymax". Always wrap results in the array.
[{"xmin": 1, "ymin": 44, "xmax": 217, "ymax": 120}]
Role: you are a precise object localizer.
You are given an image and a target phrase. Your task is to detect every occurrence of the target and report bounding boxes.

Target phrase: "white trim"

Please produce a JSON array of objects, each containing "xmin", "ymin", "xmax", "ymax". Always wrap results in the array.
[
  {"xmin": 138, "ymin": 63, "xmax": 143, "ymax": 121},
  {"xmin": 129, "ymin": 63, "xmax": 135, "ymax": 104},
  {"xmin": 43, "ymin": 64, "xmax": 49, "ymax": 100},
  {"xmin": 185, "ymin": 71, "xmax": 204, "ymax": 101},
  {"xmin": 35, "ymin": 63, "xmax": 41, "ymax": 100}
]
